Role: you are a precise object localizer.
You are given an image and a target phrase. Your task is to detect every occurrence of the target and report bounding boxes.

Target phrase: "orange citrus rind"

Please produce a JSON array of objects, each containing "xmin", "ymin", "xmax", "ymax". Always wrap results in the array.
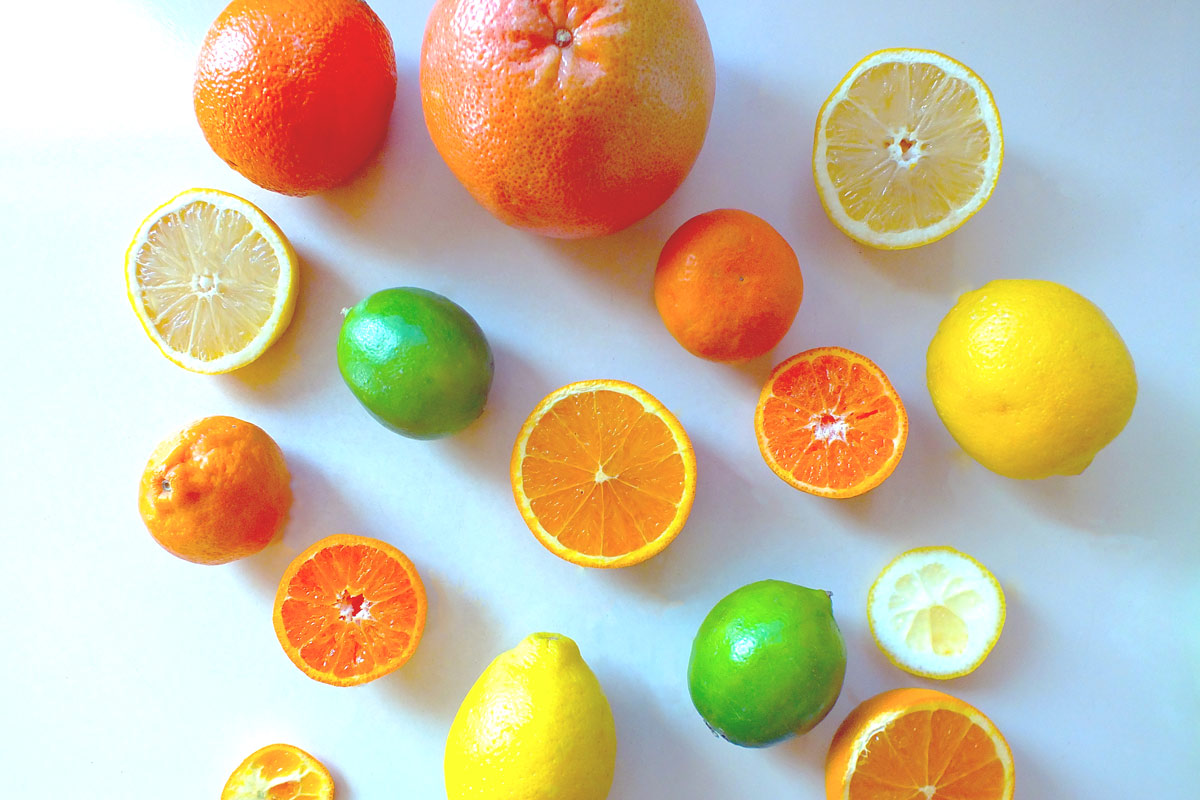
[{"xmin": 511, "ymin": 379, "xmax": 697, "ymax": 568}]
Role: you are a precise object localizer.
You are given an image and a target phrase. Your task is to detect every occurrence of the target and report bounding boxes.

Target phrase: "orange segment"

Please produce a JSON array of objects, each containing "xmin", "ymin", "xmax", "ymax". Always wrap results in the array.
[
  {"xmin": 755, "ymin": 347, "xmax": 907, "ymax": 498},
  {"xmin": 221, "ymin": 743, "xmax": 334, "ymax": 800},
  {"xmin": 511, "ymin": 380, "xmax": 697, "ymax": 568},
  {"xmin": 273, "ymin": 534, "xmax": 426, "ymax": 686},
  {"xmin": 826, "ymin": 688, "xmax": 1014, "ymax": 800}
]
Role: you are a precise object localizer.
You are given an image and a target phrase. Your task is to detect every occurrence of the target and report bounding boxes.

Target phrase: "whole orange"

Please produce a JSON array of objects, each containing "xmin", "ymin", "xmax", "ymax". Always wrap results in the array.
[
  {"xmin": 194, "ymin": 0, "xmax": 397, "ymax": 196},
  {"xmin": 419, "ymin": 0, "xmax": 716, "ymax": 238},
  {"xmin": 655, "ymin": 209, "xmax": 804, "ymax": 362},
  {"xmin": 138, "ymin": 416, "xmax": 292, "ymax": 565}
]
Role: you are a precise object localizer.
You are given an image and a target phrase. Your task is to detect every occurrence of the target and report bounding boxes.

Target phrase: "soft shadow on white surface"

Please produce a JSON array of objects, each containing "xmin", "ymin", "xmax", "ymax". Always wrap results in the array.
[{"xmin": 220, "ymin": 248, "xmax": 352, "ymax": 408}]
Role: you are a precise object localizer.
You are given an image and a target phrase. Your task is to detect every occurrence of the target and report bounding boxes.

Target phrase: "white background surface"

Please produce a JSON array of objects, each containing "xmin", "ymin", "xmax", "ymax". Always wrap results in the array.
[{"xmin": 2, "ymin": 0, "xmax": 1197, "ymax": 796}]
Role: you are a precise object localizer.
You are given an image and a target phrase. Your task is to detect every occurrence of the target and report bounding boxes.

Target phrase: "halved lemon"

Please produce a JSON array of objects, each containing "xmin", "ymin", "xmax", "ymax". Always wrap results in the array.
[
  {"xmin": 813, "ymin": 48, "xmax": 1003, "ymax": 249},
  {"xmin": 868, "ymin": 545, "xmax": 1005, "ymax": 679},
  {"xmin": 125, "ymin": 188, "xmax": 298, "ymax": 373}
]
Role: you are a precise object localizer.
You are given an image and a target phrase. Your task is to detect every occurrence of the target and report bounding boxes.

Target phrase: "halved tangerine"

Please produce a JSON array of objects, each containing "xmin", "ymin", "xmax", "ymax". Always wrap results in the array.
[
  {"xmin": 221, "ymin": 743, "xmax": 334, "ymax": 800},
  {"xmin": 755, "ymin": 347, "xmax": 907, "ymax": 498},
  {"xmin": 510, "ymin": 380, "xmax": 697, "ymax": 568},
  {"xmin": 825, "ymin": 687, "xmax": 1015, "ymax": 800},
  {"xmin": 273, "ymin": 534, "xmax": 426, "ymax": 686}
]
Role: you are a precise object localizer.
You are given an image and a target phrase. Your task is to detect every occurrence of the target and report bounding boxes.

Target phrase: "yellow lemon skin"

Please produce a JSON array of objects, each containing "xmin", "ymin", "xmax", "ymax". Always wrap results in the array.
[
  {"xmin": 445, "ymin": 633, "xmax": 617, "ymax": 800},
  {"xmin": 927, "ymin": 279, "xmax": 1137, "ymax": 479}
]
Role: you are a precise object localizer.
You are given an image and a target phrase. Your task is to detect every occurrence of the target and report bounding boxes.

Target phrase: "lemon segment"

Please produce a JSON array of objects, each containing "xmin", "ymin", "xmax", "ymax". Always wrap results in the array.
[
  {"xmin": 814, "ymin": 49, "xmax": 1003, "ymax": 249},
  {"xmin": 125, "ymin": 188, "xmax": 297, "ymax": 373},
  {"xmin": 868, "ymin": 546, "xmax": 1005, "ymax": 679}
]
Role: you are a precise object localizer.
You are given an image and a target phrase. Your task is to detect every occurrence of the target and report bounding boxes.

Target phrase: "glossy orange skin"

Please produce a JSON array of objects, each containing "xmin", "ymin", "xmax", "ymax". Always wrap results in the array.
[
  {"xmin": 420, "ymin": 0, "xmax": 716, "ymax": 238},
  {"xmin": 194, "ymin": 0, "xmax": 397, "ymax": 196},
  {"xmin": 655, "ymin": 209, "xmax": 804, "ymax": 362},
  {"xmin": 138, "ymin": 416, "xmax": 291, "ymax": 564}
]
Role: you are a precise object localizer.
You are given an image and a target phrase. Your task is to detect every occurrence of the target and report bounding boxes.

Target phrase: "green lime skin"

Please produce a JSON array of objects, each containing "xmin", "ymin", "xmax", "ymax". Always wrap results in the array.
[
  {"xmin": 337, "ymin": 287, "xmax": 494, "ymax": 439},
  {"xmin": 687, "ymin": 579, "xmax": 846, "ymax": 747}
]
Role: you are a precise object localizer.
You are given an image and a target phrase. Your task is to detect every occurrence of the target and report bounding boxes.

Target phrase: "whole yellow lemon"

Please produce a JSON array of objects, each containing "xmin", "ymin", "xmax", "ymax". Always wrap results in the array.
[
  {"xmin": 445, "ymin": 632, "xmax": 616, "ymax": 800},
  {"xmin": 927, "ymin": 279, "xmax": 1136, "ymax": 479}
]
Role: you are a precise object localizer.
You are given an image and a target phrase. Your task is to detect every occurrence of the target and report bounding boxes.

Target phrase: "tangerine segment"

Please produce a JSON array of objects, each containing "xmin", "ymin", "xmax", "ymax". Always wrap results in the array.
[
  {"xmin": 221, "ymin": 743, "xmax": 334, "ymax": 800},
  {"xmin": 512, "ymin": 380, "xmax": 697, "ymax": 568},
  {"xmin": 756, "ymin": 348, "xmax": 907, "ymax": 498},
  {"xmin": 273, "ymin": 535, "xmax": 426, "ymax": 686},
  {"xmin": 826, "ymin": 688, "xmax": 1014, "ymax": 800}
]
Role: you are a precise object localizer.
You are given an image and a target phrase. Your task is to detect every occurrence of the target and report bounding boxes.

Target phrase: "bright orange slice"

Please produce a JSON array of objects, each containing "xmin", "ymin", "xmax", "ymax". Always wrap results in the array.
[
  {"xmin": 221, "ymin": 743, "xmax": 334, "ymax": 800},
  {"xmin": 826, "ymin": 687, "xmax": 1015, "ymax": 800},
  {"xmin": 273, "ymin": 534, "xmax": 426, "ymax": 686},
  {"xmin": 511, "ymin": 380, "xmax": 697, "ymax": 568},
  {"xmin": 755, "ymin": 347, "xmax": 907, "ymax": 498}
]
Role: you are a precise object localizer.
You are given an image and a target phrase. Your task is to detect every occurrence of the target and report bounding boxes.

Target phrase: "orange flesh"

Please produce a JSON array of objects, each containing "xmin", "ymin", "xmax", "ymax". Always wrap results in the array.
[
  {"xmin": 849, "ymin": 709, "xmax": 1007, "ymax": 799},
  {"xmin": 520, "ymin": 389, "xmax": 688, "ymax": 557},
  {"xmin": 223, "ymin": 744, "xmax": 332, "ymax": 800},
  {"xmin": 279, "ymin": 543, "xmax": 422, "ymax": 681},
  {"xmin": 761, "ymin": 352, "xmax": 902, "ymax": 492}
]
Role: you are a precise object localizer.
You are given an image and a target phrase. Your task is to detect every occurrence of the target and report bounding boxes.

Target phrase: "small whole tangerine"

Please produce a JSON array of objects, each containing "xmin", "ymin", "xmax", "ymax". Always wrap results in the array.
[
  {"xmin": 655, "ymin": 209, "xmax": 804, "ymax": 362},
  {"xmin": 138, "ymin": 416, "xmax": 291, "ymax": 564}
]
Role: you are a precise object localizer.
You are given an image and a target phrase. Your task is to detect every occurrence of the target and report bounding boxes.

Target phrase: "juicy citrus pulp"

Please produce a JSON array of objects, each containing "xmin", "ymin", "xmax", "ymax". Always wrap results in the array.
[
  {"xmin": 419, "ymin": 0, "xmax": 715, "ymax": 237},
  {"xmin": 445, "ymin": 633, "xmax": 617, "ymax": 800},
  {"xmin": 138, "ymin": 416, "xmax": 292, "ymax": 565},
  {"xmin": 273, "ymin": 534, "xmax": 426, "ymax": 686},
  {"xmin": 755, "ymin": 347, "xmax": 907, "ymax": 497},
  {"xmin": 654, "ymin": 208, "xmax": 804, "ymax": 362},
  {"xmin": 221, "ymin": 743, "xmax": 333, "ymax": 800},
  {"xmin": 511, "ymin": 380, "xmax": 696, "ymax": 567},
  {"xmin": 869, "ymin": 546, "xmax": 1005, "ymax": 679},
  {"xmin": 688, "ymin": 580, "xmax": 846, "ymax": 747},
  {"xmin": 826, "ymin": 688, "xmax": 1015, "ymax": 800},
  {"xmin": 814, "ymin": 48, "xmax": 1003, "ymax": 249},
  {"xmin": 927, "ymin": 279, "xmax": 1137, "ymax": 479},
  {"xmin": 337, "ymin": 287, "xmax": 494, "ymax": 439},
  {"xmin": 126, "ymin": 188, "xmax": 297, "ymax": 373}
]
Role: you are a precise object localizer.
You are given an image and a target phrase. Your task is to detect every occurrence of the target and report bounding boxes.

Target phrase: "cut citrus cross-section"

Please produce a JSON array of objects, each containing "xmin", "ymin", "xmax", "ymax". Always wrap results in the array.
[
  {"xmin": 755, "ymin": 347, "xmax": 907, "ymax": 498},
  {"xmin": 273, "ymin": 534, "xmax": 427, "ymax": 686},
  {"xmin": 511, "ymin": 380, "xmax": 697, "ymax": 568},
  {"xmin": 126, "ymin": 188, "xmax": 297, "ymax": 373},
  {"xmin": 869, "ymin": 546, "xmax": 1006, "ymax": 679},
  {"xmin": 813, "ymin": 48, "xmax": 1003, "ymax": 249},
  {"xmin": 826, "ymin": 688, "xmax": 1015, "ymax": 800},
  {"xmin": 222, "ymin": 743, "xmax": 334, "ymax": 800}
]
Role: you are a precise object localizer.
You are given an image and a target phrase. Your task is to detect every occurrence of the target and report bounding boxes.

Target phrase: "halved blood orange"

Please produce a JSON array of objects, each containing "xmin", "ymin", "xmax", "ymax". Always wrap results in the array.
[
  {"xmin": 511, "ymin": 380, "xmax": 697, "ymax": 568},
  {"xmin": 825, "ymin": 687, "xmax": 1015, "ymax": 800},
  {"xmin": 755, "ymin": 347, "xmax": 907, "ymax": 498},
  {"xmin": 221, "ymin": 743, "xmax": 334, "ymax": 800},
  {"xmin": 273, "ymin": 534, "xmax": 426, "ymax": 686}
]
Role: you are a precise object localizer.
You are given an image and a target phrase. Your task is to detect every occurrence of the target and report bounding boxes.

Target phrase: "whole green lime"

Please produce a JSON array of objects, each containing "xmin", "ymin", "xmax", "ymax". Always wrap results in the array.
[
  {"xmin": 337, "ymin": 287, "xmax": 494, "ymax": 439},
  {"xmin": 687, "ymin": 579, "xmax": 846, "ymax": 747}
]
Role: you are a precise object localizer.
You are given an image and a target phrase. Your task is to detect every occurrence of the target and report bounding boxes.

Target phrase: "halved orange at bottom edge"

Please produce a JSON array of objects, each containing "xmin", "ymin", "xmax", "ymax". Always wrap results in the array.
[
  {"xmin": 222, "ymin": 743, "xmax": 334, "ymax": 800},
  {"xmin": 273, "ymin": 534, "xmax": 426, "ymax": 686},
  {"xmin": 826, "ymin": 688, "xmax": 1015, "ymax": 800},
  {"xmin": 756, "ymin": 347, "xmax": 907, "ymax": 497},
  {"xmin": 511, "ymin": 380, "xmax": 697, "ymax": 568}
]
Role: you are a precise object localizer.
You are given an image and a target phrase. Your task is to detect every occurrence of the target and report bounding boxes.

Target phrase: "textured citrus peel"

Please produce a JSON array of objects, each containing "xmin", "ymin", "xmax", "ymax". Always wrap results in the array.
[
  {"xmin": 511, "ymin": 380, "xmax": 696, "ymax": 567},
  {"xmin": 813, "ymin": 48, "xmax": 1003, "ymax": 249}
]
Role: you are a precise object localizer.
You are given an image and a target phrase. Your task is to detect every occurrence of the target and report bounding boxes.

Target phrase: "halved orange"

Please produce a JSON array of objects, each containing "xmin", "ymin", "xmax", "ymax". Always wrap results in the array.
[
  {"xmin": 826, "ymin": 687, "xmax": 1015, "ymax": 800},
  {"xmin": 755, "ymin": 347, "xmax": 907, "ymax": 498},
  {"xmin": 273, "ymin": 534, "xmax": 426, "ymax": 686},
  {"xmin": 221, "ymin": 743, "xmax": 334, "ymax": 800},
  {"xmin": 511, "ymin": 380, "xmax": 697, "ymax": 568}
]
